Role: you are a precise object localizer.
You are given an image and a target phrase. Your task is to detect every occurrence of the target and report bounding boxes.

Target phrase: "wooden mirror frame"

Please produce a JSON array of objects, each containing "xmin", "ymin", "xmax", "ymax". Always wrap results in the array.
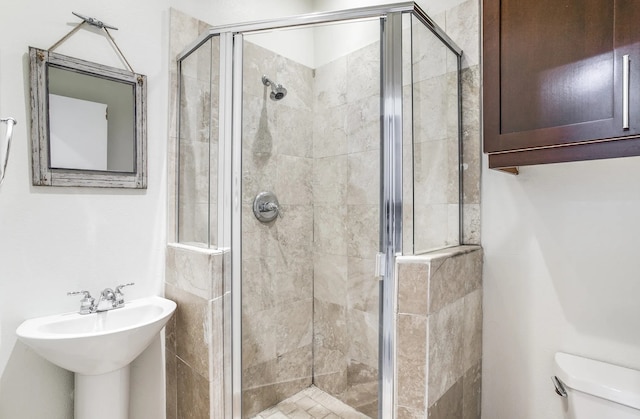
[{"xmin": 29, "ymin": 47, "xmax": 147, "ymax": 188}]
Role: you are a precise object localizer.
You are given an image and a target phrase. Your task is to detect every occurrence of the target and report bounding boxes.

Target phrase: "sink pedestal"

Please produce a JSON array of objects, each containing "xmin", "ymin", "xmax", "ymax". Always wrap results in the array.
[
  {"xmin": 75, "ymin": 366, "xmax": 130, "ymax": 419},
  {"xmin": 15, "ymin": 296, "xmax": 176, "ymax": 419}
]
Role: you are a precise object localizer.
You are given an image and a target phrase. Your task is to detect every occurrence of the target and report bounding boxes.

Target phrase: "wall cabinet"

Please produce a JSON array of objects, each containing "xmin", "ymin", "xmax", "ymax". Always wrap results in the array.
[{"xmin": 483, "ymin": 0, "xmax": 640, "ymax": 171}]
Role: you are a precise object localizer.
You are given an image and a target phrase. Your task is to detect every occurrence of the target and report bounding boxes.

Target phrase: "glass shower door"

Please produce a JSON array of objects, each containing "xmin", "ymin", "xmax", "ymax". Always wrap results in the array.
[
  {"xmin": 238, "ymin": 19, "xmax": 382, "ymax": 419},
  {"xmin": 173, "ymin": 5, "xmax": 463, "ymax": 419},
  {"xmin": 403, "ymin": 13, "xmax": 462, "ymax": 255},
  {"xmin": 177, "ymin": 35, "xmax": 221, "ymax": 248}
]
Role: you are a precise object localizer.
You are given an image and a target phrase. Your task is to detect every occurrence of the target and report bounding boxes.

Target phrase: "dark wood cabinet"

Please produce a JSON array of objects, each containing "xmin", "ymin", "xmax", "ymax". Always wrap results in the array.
[{"xmin": 483, "ymin": 0, "xmax": 640, "ymax": 171}]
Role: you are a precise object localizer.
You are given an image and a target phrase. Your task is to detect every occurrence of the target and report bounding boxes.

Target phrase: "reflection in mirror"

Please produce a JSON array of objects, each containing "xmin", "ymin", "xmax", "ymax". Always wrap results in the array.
[
  {"xmin": 49, "ymin": 94, "xmax": 108, "ymax": 170},
  {"xmin": 29, "ymin": 47, "xmax": 146, "ymax": 188},
  {"xmin": 48, "ymin": 67, "xmax": 134, "ymax": 172}
]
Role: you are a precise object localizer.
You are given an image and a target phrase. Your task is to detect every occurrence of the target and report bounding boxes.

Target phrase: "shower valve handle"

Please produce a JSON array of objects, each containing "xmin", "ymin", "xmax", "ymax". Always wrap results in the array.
[
  {"xmin": 259, "ymin": 201, "xmax": 282, "ymax": 219},
  {"xmin": 253, "ymin": 191, "xmax": 280, "ymax": 222},
  {"xmin": 259, "ymin": 202, "xmax": 279, "ymax": 213}
]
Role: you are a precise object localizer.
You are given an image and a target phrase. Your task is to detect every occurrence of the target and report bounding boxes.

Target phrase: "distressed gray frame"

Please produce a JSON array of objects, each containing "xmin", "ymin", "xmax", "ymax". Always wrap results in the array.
[{"xmin": 29, "ymin": 47, "xmax": 147, "ymax": 188}]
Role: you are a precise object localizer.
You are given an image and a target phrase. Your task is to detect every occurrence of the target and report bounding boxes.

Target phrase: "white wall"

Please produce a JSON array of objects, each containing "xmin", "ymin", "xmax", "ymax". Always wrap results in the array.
[
  {"xmin": 311, "ymin": 0, "xmax": 469, "ymax": 68},
  {"xmin": 481, "ymin": 155, "xmax": 640, "ymax": 418},
  {"xmin": 0, "ymin": 1, "xmax": 312, "ymax": 418}
]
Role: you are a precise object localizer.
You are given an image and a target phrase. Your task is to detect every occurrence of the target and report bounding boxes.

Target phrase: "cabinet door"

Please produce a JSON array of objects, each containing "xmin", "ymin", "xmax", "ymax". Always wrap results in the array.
[{"xmin": 484, "ymin": 0, "xmax": 640, "ymax": 156}]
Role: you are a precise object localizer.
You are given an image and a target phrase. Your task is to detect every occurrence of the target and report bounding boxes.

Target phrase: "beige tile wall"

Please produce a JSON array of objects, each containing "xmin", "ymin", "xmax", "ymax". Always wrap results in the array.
[
  {"xmin": 395, "ymin": 246, "xmax": 483, "ymax": 419},
  {"xmin": 240, "ymin": 39, "xmax": 315, "ymax": 417},
  {"xmin": 241, "ymin": 35, "xmax": 384, "ymax": 418},
  {"xmin": 451, "ymin": 0, "xmax": 482, "ymax": 245},
  {"xmin": 403, "ymin": 2, "xmax": 481, "ymax": 255},
  {"xmin": 166, "ymin": 11, "xmax": 228, "ymax": 419},
  {"xmin": 164, "ymin": 244, "xmax": 228, "ymax": 419},
  {"xmin": 167, "ymin": 19, "xmax": 381, "ymax": 416},
  {"xmin": 167, "ymin": 7, "xmax": 222, "ymax": 249},
  {"xmin": 312, "ymin": 40, "xmax": 381, "ymax": 418},
  {"xmin": 177, "ymin": 32, "xmax": 219, "ymax": 247},
  {"xmin": 396, "ymin": 9, "xmax": 483, "ymax": 417},
  {"xmin": 402, "ymin": 0, "xmax": 482, "ymax": 250}
]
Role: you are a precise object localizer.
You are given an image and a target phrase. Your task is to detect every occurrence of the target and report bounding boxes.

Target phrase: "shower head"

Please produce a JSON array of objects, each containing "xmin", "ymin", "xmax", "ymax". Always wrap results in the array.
[{"xmin": 262, "ymin": 75, "xmax": 287, "ymax": 101}]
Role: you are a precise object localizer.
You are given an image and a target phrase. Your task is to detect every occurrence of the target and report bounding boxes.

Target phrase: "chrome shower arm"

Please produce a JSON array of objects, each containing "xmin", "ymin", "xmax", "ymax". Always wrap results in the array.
[{"xmin": 261, "ymin": 75, "xmax": 275, "ymax": 87}]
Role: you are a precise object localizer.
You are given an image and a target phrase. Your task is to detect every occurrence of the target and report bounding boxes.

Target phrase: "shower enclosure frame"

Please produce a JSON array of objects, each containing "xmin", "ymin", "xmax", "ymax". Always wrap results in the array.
[{"xmin": 176, "ymin": 3, "xmax": 463, "ymax": 417}]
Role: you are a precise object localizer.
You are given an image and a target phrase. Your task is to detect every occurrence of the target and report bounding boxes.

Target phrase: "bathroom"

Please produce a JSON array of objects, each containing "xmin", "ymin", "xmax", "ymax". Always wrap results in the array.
[{"xmin": 1, "ymin": 0, "xmax": 639, "ymax": 419}]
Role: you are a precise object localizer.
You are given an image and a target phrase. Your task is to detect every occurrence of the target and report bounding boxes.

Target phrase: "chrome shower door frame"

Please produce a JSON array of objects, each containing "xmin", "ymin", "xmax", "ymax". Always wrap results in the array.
[
  {"xmin": 229, "ymin": 30, "xmax": 243, "ymax": 418},
  {"xmin": 380, "ymin": 11, "xmax": 404, "ymax": 419},
  {"xmin": 174, "ymin": 4, "xmax": 464, "ymax": 418}
]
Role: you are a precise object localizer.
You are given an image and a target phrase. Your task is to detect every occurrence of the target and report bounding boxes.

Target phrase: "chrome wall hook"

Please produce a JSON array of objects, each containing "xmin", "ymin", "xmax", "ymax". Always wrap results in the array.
[{"xmin": 0, "ymin": 117, "xmax": 17, "ymax": 185}]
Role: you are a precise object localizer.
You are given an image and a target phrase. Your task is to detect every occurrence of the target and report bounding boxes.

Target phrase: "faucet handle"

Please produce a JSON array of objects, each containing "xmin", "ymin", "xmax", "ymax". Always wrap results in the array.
[
  {"xmin": 67, "ymin": 290, "xmax": 92, "ymax": 298},
  {"xmin": 114, "ymin": 282, "xmax": 134, "ymax": 307},
  {"xmin": 115, "ymin": 282, "xmax": 134, "ymax": 294},
  {"xmin": 67, "ymin": 290, "xmax": 95, "ymax": 315}
]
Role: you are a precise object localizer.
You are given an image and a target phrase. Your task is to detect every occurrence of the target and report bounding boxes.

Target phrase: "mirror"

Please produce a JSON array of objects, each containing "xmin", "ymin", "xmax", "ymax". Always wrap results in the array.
[{"xmin": 29, "ymin": 47, "xmax": 147, "ymax": 188}]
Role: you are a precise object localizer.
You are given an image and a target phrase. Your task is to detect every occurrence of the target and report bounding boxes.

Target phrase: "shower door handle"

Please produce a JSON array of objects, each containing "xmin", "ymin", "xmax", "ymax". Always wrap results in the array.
[
  {"xmin": 623, "ymin": 54, "xmax": 630, "ymax": 130},
  {"xmin": 374, "ymin": 253, "xmax": 386, "ymax": 280}
]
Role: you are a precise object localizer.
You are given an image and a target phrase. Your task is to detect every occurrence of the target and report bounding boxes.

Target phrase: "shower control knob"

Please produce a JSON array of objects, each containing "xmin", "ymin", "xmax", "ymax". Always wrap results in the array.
[
  {"xmin": 259, "ymin": 202, "xmax": 279, "ymax": 213},
  {"xmin": 253, "ymin": 191, "xmax": 280, "ymax": 223}
]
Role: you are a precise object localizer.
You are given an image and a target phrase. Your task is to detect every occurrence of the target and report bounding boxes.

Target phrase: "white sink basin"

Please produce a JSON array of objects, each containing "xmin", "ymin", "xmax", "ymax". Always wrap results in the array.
[{"xmin": 16, "ymin": 295, "xmax": 176, "ymax": 376}]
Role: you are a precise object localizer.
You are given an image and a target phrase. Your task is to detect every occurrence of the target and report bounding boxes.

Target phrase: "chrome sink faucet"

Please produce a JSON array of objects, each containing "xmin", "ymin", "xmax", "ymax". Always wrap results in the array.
[
  {"xmin": 96, "ymin": 288, "xmax": 117, "ymax": 312},
  {"xmin": 68, "ymin": 283, "xmax": 135, "ymax": 314}
]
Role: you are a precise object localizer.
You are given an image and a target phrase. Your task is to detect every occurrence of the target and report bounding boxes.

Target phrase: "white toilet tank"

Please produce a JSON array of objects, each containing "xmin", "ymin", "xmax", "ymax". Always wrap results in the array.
[{"xmin": 554, "ymin": 352, "xmax": 640, "ymax": 419}]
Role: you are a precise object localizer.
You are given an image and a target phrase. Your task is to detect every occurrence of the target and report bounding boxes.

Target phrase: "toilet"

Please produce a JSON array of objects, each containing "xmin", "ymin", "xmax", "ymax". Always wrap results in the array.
[{"xmin": 554, "ymin": 352, "xmax": 640, "ymax": 418}]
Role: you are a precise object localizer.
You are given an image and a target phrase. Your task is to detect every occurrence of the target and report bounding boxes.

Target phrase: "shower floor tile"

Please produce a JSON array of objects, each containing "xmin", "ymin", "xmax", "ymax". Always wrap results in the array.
[{"xmin": 251, "ymin": 385, "xmax": 370, "ymax": 419}]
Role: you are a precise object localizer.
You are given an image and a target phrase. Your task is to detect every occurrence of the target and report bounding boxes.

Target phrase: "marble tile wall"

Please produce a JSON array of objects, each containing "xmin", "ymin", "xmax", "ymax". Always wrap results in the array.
[
  {"xmin": 312, "ymin": 40, "xmax": 380, "ymax": 418},
  {"xmin": 402, "ymin": 0, "xmax": 482, "ymax": 253},
  {"xmin": 164, "ymin": 244, "xmax": 229, "ymax": 419},
  {"xmin": 173, "ymin": 15, "xmax": 219, "ymax": 247},
  {"xmin": 240, "ymin": 40, "xmax": 315, "ymax": 418},
  {"xmin": 402, "ymin": 14, "xmax": 465, "ymax": 255},
  {"xmin": 168, "ymin": 8, "xmax": 194, "ymax": 246},
  {"xmin": 167, "ymin": 11, "xmax": 230, "ymax": 419},
  {"xmin": 395, "ymin": 5, "xmax": 484, "ymax": 416},
  {"xmin": 395, "ymin": 246, "xmax": 482, "ymax": 419},
  {"xmin": 445, "ymin": 0, "xmax": 482, "ymax": 245},
  {"xmin": 169, "ymin": 10, "xmax": 211, "ymax": 246}
]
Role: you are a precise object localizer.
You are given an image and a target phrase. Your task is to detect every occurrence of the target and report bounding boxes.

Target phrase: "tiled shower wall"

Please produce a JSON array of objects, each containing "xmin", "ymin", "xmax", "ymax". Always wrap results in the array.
[
  {"xmin": 165, "ymin": 245, "xmax": 229, "ymax": 419},
  {"xmin": 403, "ymin": 16, "xmax": 462, "ymax": 255},
  {"xmin": 311, "ymin": 40, "xmax": 381, "ymax": 417},
  {"xmin": 450, "ymin": 0, "xmax": 482, "ymax": 245},
  {"xmin": 241, "ymin": 36, "xmax": 383, "ymax": 417},
  {"xmin": 177, "ymin": 32, "xmax": 219, "ymax": 246},
  {"xmin": 393, "ymin": 3, "xmax": 483, "ymax": 418},
  {"xmin": 240, "ymin": 40, "xmax": 316, "ymax": 416},
  {"xmin": 165, "ymin": 10, "xmax": 229, "ymax": 419},
  {"xmin": 395, "ymin": 246, "xmax": 483, "ymax": 419}
]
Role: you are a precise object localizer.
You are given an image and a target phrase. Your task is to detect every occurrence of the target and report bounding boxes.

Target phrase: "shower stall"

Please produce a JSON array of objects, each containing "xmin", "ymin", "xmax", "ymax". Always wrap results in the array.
[{"xmin": 171, "ymin": 3, "xmax": 464, "ymax": 418}]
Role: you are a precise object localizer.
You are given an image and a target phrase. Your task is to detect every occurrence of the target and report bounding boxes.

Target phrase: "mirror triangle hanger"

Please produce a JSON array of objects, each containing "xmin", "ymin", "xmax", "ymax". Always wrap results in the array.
[
  {"xmin": 71, "ymin": 12, "xmax": 118, "ymax": 31},
  {"xmin": 46, "ymin": 12, "xmax": 136, "ymax": 75}
]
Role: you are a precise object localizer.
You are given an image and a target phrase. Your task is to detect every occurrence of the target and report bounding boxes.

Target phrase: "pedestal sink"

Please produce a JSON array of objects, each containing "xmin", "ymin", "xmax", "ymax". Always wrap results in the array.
[{"xmin": 16, "ymin": 296, "xmax": 176, "ymax": 419}]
